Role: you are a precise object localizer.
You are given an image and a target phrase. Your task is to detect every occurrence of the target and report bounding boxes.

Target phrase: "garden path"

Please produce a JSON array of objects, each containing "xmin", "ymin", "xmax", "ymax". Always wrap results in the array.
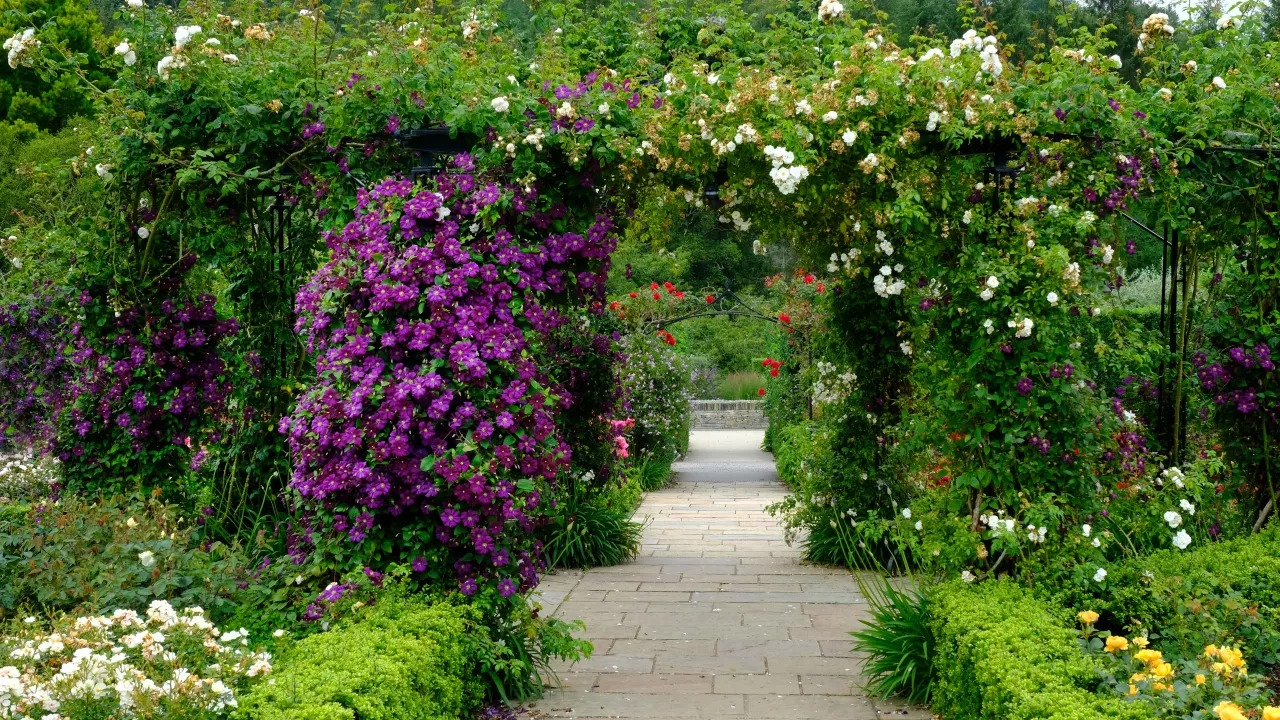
[{"xmin": 530, "ymin": 430, "xmax": 929, "ymax": 719}]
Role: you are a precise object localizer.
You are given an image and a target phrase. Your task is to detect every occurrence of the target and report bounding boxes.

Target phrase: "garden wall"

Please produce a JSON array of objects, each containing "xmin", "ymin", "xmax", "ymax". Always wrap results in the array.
[{"xmin": 691, "ymin": 400, "xmax": 768, "ymax": 430}]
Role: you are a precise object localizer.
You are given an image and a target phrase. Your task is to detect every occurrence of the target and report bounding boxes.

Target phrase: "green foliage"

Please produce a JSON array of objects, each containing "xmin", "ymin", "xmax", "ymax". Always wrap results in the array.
[
  {"xmin": 716, "ymin": 370, "xmax": 767, "ymax": 400},
  {"xmin": 851, "ymin": 582, "xmax": 935, "ymax": 704},
  {"xmin": 929, "ymin": 580, "xmax": 1156, "ymax": 720},
  {"xmin": 0, "ymin": 492, "xmax": 248, "ymax": 620},
  {"xmin": 234, "ymin": 593, "xmax": 485, "ymax": 720},
  {"xmin": 771, "ymin": 421, "xmax": 815, "ymax": 491},
  {"xmin": 545, "ymin": 483, "xmax": 644, "ymax": 569},
  {"xmin": 674, "ymin": 314, "xmax": 775, "ymax": 377},
  {"xmin": 0, "ymin": 0, "xmax": 105, "ymax": 129},
  {"xmin": 1088, "ymin": 525, "xmax": 1280, "ymax": 667},
  {"xmin": 0, "ymin": 491, "xmax": 329, "ymax": 632}
]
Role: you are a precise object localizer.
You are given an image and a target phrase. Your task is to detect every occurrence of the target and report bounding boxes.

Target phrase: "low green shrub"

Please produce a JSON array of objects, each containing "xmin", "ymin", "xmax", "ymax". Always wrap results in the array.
[
  {"xmin": 1093, "ymin": 525, "xmax": 1280, "ymax": 666},
  {"xmin": 0, "ymin": 491, "xmax": 325, "ymax": 632},
  {"xmin": 771, "ymin": 422, "xmax": 816, "ymax": 491},
  {"xmin": 235, "ymin": 593, "xmax": 484, "ymax": 720},
  {"xmin": 929, "ymin": 580, "xmax": 1155, "ymax": 720},
  {"xmin": 0, "ymin": 492, "xmax": 249, "ymax": 621}
]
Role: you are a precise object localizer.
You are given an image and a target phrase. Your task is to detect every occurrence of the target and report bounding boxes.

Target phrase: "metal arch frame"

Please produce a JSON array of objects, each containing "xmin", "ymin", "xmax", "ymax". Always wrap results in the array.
[{"xmin": 642, "ymin": 280, "xmax": 779, "ymax": 333}]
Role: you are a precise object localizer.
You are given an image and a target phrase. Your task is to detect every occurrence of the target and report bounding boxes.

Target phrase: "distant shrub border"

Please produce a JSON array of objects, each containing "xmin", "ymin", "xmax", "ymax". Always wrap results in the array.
[{"xmin": 929, "ymin": 580, "xmax": 1155, "ymax": 720}]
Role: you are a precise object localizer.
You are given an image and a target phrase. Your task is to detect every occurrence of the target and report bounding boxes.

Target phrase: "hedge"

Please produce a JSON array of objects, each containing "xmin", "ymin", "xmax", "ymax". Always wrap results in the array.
[
  {"xmin": 929, "ymin": 580, "xmax": 1155, "ymax": 720},
  {"xmin": 771, "ymin": 421, "xmax": 816, "ymax": 490},
  {"xmin": 235, "ymin": 595, "xmax": 484, "ymax": 720},
  {"xmin": 1098, "ymin": 524, "xmax": 1280, "ymax": 663}
]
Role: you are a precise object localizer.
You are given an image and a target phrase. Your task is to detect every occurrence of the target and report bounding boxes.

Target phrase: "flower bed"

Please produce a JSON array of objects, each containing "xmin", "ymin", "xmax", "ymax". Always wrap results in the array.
[{"xmin": 929, "ymin": 580, "xmax": 1155, "ymax": 720}]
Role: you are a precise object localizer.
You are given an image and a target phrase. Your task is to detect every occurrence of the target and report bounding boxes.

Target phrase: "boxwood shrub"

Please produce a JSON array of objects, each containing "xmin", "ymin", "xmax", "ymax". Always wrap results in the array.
[
  {"xmin": 929, "ymin": 580, "xmax": 1155, "ymax": 720},
  {"xmin": 235, "ymin": 594, "xmax": 484, "ymax": 720}
]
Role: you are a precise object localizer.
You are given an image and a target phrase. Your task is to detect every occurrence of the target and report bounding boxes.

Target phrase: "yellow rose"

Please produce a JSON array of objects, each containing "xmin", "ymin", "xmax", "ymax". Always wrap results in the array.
[
  {"xmin": 1262, "ymin": 707, "xmax": 1280, "ymax": 720},
  {"xmin": 1220, "ymin": 646, "xmax": 1246, "ymax": 669},
  {"xmin": 1214, "ymin": 701, "xmax": 1247, "ymax": 720},
  {"xmin": 1129, "ymin": 672, "xmax": 1148, "ymax": 683},
  {"xmin": 1105, "ymin": 635, "xmax": 1130, "ymax": 653},
  {"xmin": 1077, "ymin": 610, "xmax": 1100, "ymax": 625},
  {"xmin": 1152, "ymin": 662, "xmax": 1174, "ymax": 679},
  {"xmin": 1213, "ymin": 662, "xmax": 1232, "ymax": 676},
  {"xmin": 1132, "ymin": 636, "xmax": 1150, "ymax": 648},
  {"xmin": 1127, "ymin": 684, "xmax": 1139, "ymax": 696},
  {"xmin": 1204, "ymin": 644, "xmax": 1220, "ymax": 659},
  {"xmin": 1194, "ymin": 674, "xmax": 1206, "ymax": 685},
  {"xmin": 1152, "ymin": 682, "xmax": 1172, "ymax": 692},
  {"xmin": 1135, "ymin": 649, "xmax": 1163, "ymax": 666}
]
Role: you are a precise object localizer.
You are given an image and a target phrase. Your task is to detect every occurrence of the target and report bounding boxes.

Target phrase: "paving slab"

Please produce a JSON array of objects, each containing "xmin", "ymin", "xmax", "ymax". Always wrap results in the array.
[{"xmin": 529, "ymin": 430, "xmax": 931, "ymax": 719}]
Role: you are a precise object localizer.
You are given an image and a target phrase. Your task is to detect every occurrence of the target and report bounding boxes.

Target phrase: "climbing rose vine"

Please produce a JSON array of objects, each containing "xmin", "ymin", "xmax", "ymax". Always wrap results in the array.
[{"xmin": 284, "ymin": 163, "xmax": 617, "ymax": 595}]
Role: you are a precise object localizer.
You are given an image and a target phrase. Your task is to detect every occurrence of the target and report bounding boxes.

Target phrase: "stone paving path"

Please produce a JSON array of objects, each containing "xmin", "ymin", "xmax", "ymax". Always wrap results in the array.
[{"xmin": 530, "ymin": 430, "xmax": 930, "ymax": 719}]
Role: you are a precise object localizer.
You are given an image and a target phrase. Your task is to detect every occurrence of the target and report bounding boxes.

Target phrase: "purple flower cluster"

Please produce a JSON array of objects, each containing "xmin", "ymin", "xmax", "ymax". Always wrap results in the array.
[
  {"xmin": 1195, "ymin": 344, "xmax": 1275, "ymax": 414},
  {"xmin": 56, "ymin": 273, "xmax": 238, "ymax": 478},
  {"xmin": 0, "ymin": 290, "xmax": 71, "ymax": 450},
  {"xmin": 285, "ymin": 166, "xmax": 617, "ymax": 595},
  {"xmin": 1083, "ymin": 155, "xmax": 1150, "ymax": 217}
]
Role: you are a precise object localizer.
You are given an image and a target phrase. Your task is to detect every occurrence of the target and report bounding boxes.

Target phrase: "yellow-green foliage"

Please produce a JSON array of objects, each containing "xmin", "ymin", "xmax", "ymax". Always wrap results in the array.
[
  {"xmin": 929, "ymin": 580, "xmax": 1155, "ymax": 720},
  {"xmin": 235, "ymin": 595, "xmax": 484, "ymax": 720}
]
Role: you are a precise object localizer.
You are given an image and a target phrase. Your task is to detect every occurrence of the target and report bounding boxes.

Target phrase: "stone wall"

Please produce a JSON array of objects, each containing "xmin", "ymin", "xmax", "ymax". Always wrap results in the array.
[{"xmin": 691, "ymin": 399, "xmax": 768, "ymax": 430}]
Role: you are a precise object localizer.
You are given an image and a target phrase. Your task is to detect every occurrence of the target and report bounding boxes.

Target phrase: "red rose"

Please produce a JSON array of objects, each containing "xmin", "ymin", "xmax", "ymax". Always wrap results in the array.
[
  {"xmin": 757, "ymin": 387, "xmax": 766, "ymax": 397},
  {"xmin": 817, "ymin": 283, "xmax": 824, "ymax": 292},
  {"xmin": 804, "ymin": 274, "xmax": 814, "ymax": 284},
  {"xmin": 629, "ymin": 292, "xmax": 637, "ymax": 298},
  {"xmin": 762, "ymin": 358, "xmax": 773, "ymax": 368},
  {"xmin": 779, "ymin": 312, "xmax": 792, "ymax": 324},
  {"xmin": 650, "ymin": 282, "xmax": 659, "ymax": 290},
  {"xmin": 769, "ymin": 368, "xmax": 779, "ymax": 377},
  {"xmin": 706, "ymin": 295, "xmax": 715, "ymax": 304},
  {"xmin": 652, "ymin": 292, "xmax": 660, "ymax": 300}
]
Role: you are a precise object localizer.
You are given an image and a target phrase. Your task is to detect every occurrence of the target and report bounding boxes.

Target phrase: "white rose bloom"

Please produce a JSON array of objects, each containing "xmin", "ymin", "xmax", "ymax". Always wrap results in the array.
[
  {"xmin": 842, "ymin": 129, "xmax": 857, "ymax": 144},
  {"xmin": 598, "ymin": 102, "xmax": 610, "ymax": 115},
  {"xmin": 979, "ymin": 288, "xmax": 994, "ymax": 301},
  {"xmin": 113, "ymin": 40, "xmax": 137, "ymax": 66},
  {"xmin": 985, "ymin": 275, "xmax": 999, "ymax": 289},
  {"xmin": 1172, "ymin": 530, "xmax": 1192, "ymax": 549},
  {"xmin": 1212, "ymin": 76, "xmax": 1226, "ymax": 90},
  {"xmin": 173, "ymin": 25, "xmax": 202, "ymax": 48},
  {"xmin": 822, "ymin": 110, "xmax": 838, "ymax": 123},
  {"xmin": 1108, "ymin": 54, "xmax": 1122, "ymax": 68},
  {"xmin": 137, "ymin": 227, "xmax": 151, "ymax": 239},
  {"xmin": 1047, "ymin": 291, "xmax": 1059, "ymax": 305},
  {"xmin": 138, "ymin": 551, "xmax": 156, "ymax": 568},
  {"xmin": 1158, "ymin": 87, "xmax": 1172, "ymax": 100},
  {"xmin": 126, "ymin": 0, "xmax": 145, "ymax": 6},
  {"xmin": 222, "ymin": 53, "xmax": 239, "ymax": 64},
  {"xmin": 1093, "ymin": 567, "xmax": 1107, "ymax": 583},
  {"xmin": 95, "ymin": 163, "xmax": 113, "ymax": 181},
  {"xmin": 1082, "ymin": 524, "xmax": 1091, "ymax": 537},
  {"xmin": 1163, "ymin": 510, "xmax": 1182, "ymax": 528},
  {"xmin": 1180, "ymin": 499, "xmax": 1196, "ymax": 515},
  {"xmin": 914, "ymin": 520, "xmax": 923, "ymax": 531},
  {"xmin": 902, "ymin": 508, "xmax": 912, "ymax": 519},
  {"xmin": 961, "ymin": 570, "xmax": 976, "ymax": 583},
  {"xmin": 491, "ymin": 96, "xmax": 510, "ymax": 113}
]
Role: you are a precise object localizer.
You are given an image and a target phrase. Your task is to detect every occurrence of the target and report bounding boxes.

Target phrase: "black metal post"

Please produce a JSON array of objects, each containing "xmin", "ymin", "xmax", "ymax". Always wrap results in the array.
[{"xmin": 1167, "ymin": 228, "xmax": 1180, "ymax": 462}]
